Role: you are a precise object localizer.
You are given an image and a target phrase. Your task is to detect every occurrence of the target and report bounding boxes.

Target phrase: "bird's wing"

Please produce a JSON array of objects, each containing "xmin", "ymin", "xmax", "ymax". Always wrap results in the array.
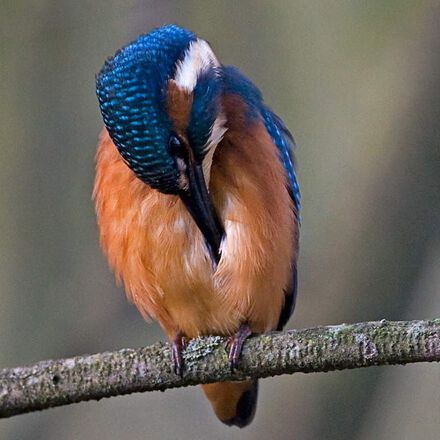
[
  {"xmin": 261, "ymin": 107, "xmax": 300, "ymax": 331},
  {"xmin": 221, "ymin": 66, "xmax": 300, "ymax": 330},
  {"xmin": 261, "ymin": 107, "xmax": 301, "ymax": 215}
]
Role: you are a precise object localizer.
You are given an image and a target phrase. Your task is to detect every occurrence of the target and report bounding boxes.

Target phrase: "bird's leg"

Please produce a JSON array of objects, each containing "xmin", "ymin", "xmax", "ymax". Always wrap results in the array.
[
  {"xmin": 171, "ymin": 332, "xmax": 188, "ymax": 377},
  {"xmin": 228, "ymin": 323, "xmax": 253, "ymax": 371}
]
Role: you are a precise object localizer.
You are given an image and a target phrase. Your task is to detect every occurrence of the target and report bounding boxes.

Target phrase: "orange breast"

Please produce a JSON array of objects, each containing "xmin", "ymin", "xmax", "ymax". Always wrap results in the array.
[{"xmin": 94, "ymin": 109, "xmax": 297, "ymax": 339}]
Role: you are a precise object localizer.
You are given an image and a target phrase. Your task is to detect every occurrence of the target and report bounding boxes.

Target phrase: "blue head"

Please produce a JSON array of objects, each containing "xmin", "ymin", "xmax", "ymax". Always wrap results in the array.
[
  {"xmin": 96, "ymin": 25, "xmax": 225, "ymax": 193},
  {"xmin": 96, "ymin": 25, "xmax": 226, "ymax": 262}
]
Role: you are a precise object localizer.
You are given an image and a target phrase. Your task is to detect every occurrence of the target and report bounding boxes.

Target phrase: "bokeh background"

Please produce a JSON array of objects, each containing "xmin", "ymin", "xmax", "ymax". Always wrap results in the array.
[{"xmin": 1, "ymin": 1, "xmax": 439, "ymax": 439}]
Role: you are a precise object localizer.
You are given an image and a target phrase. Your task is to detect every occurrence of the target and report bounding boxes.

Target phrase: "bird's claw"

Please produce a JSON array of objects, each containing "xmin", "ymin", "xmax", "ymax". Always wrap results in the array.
[
  {"xmin": 228, "ymin": 324, "xmax": 252, "ymax": 371},
  {"xmin": 171, "ymin": 333, "xmax": 187, "ymax": 377}
]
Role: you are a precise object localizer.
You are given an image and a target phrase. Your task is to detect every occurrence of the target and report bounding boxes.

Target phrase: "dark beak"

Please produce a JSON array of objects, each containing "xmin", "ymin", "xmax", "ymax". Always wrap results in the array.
[{"xmin": 179, "ymin": 162, "xmax": 225, "ymax": 265}]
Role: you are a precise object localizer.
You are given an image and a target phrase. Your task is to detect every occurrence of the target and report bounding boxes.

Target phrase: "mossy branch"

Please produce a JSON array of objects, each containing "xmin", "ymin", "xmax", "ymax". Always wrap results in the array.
[{"xmin": 1, "ymin": 318, "xmax": 439, "ymax": 419}]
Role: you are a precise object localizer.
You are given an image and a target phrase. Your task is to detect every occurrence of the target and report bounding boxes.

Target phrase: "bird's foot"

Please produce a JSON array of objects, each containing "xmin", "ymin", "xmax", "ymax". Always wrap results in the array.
[
  {"xmin": 171, "ymin": 333, "xmax": 187, "ymax": 377},
  {"xmin": 228, "ymin": 323, "xmax": 252, "ymax": 371}
]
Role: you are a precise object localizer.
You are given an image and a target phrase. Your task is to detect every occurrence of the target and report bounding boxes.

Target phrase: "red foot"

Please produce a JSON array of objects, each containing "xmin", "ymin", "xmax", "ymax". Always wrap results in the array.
[
  {"xmin": 171, "ymin": 333, "xmax": 187, "ymax": 377},
  {"xmin": 228, "ymin": 324, "xmax": 252, "ymax": 371}
]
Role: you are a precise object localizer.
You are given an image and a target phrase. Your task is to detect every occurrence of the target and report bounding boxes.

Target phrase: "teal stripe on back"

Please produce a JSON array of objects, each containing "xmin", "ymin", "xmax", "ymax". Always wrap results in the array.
[{"xmin": 261, "ymin": 107, "xmax": 301, "ymax": 214}]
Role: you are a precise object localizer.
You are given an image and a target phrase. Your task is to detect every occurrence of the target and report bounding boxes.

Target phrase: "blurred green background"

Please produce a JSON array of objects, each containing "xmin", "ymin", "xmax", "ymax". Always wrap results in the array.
[{"xmin": 1, "ymin": 1, "xmax": 439, "ymax": 439}]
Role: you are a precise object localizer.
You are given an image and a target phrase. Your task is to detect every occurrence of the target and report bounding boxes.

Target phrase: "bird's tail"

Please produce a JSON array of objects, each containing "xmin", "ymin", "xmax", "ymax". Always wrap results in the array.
[{"xmin": 201, "ymin": 379, "xmax": 258, "ymax": 428}]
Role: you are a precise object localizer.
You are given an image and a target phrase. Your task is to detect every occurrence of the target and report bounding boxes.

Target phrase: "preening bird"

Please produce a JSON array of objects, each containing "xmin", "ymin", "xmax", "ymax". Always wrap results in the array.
[{"xmin": 94, "ymin": 24, "xmax": 300, "ymax": 428}]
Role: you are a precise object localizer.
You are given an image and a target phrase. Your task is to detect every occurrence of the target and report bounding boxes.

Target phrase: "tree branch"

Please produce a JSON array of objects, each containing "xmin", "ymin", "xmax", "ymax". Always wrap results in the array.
[{"xmin": 1, "ymin": 318, "xmax": 439, "ymax": 419}]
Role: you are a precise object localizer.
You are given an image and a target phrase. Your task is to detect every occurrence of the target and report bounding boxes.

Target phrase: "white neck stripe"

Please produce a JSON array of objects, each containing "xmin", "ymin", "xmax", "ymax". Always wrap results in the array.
[{"xmin": 174, "ymin": 39, "xmax": 220, "ymax": 92}]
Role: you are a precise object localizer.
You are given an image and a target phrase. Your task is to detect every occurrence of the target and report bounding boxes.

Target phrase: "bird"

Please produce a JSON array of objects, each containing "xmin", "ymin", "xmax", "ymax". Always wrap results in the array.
[{"xmin": 94, "ymin": 24, "xmax": 300, "ymax": 428}]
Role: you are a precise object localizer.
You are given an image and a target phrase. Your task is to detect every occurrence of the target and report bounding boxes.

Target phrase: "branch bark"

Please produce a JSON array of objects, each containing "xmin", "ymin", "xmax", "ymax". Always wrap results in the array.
[{"xmin": 1, "ymin": 318, "xmax": 439, "ymax": 419}]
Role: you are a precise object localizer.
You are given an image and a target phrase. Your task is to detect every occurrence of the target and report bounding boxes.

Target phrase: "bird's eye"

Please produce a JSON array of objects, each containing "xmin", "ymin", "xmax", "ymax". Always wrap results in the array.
[{"xmin": 168, "ymin": 134, "xmax": 185, "ymax": 158}]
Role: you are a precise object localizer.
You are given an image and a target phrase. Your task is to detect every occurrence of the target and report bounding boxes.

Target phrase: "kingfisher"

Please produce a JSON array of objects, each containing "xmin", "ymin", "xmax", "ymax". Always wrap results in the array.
[{"xmin": 94, "ymin": 24, "xmax": 300, "ymax": 428}]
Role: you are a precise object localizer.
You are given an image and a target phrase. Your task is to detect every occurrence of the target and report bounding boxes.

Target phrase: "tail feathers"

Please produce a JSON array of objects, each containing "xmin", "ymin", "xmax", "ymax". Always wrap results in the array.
[{"xmin": 202, "ymin": 379, "xmax": 258, "ymax": 428}]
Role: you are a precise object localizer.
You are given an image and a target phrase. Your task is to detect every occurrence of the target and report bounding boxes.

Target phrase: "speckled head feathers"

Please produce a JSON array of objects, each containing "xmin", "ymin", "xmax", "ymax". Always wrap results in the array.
[{"xmin": 96, "ymin": 25, "xmax": 225, "ymax": 193}]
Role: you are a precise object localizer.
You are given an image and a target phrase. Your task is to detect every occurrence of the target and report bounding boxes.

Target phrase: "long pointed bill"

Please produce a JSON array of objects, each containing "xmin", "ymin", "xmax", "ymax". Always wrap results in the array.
[{"xmin": 179, "ymin": 162, "xmax": 224, "ymax": 265}]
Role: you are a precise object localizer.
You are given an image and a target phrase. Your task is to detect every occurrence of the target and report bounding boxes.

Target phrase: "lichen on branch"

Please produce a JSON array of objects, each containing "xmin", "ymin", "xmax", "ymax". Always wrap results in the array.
[{"xmin": 0, "ymin": 318, "xmax": 439, "ymax": 419}]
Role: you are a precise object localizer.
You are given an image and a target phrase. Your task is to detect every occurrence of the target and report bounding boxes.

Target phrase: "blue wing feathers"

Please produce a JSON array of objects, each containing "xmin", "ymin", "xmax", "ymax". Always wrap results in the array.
[{"xmin": 261, "ymin": 107, "xmax": 301, "ymax": 214}]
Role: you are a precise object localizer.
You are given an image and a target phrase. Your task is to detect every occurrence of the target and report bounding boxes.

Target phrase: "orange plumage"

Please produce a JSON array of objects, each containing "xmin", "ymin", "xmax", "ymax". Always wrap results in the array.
[{"xmin": 94, "ymin": 93, "xmax": 298, "ymax": 424}]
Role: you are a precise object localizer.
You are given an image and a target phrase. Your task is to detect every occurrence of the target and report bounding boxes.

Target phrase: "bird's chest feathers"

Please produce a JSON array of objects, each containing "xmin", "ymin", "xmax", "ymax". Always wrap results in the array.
[
  {"xmin": 95, "ymin": 127, "xmax": 294, "ymax": 336},
  {"xmin": 125, "ymin": 190, "xmax": 251, "ymax": 336},
  {"xmin": 136, "ymin": 190, "xmax": 244, "ymax": 287},
  {"xmin": 147, "ymin": 198, "xmax": 214, "ymax": 281}
]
